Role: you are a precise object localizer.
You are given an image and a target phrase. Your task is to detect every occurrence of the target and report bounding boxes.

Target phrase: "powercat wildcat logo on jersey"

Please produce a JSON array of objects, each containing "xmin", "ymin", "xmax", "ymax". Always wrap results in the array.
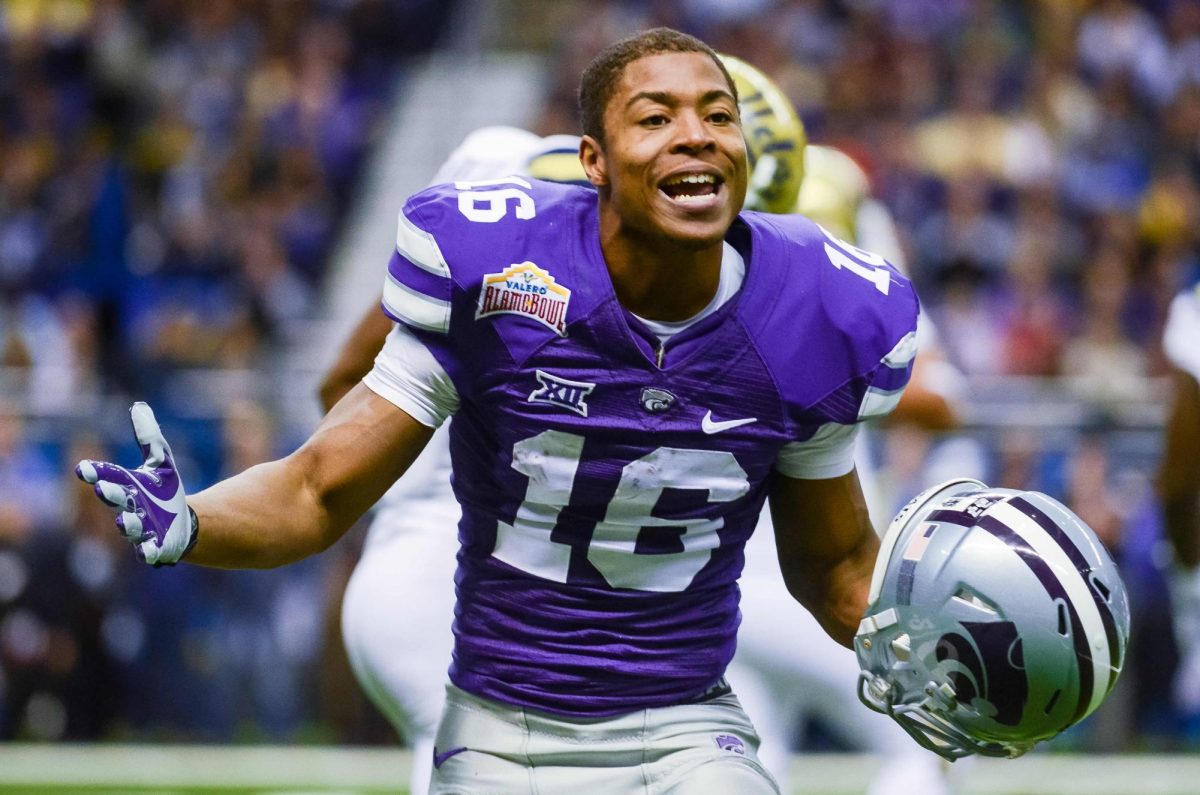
[{"xmin": 476, "ymin": 261, "xmax": 570, "ymax": 335}]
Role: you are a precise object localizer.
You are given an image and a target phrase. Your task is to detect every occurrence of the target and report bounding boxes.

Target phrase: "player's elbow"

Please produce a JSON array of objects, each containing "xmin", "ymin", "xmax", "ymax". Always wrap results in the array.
[
  {"xmin": 779, "ymin": 528, "xmax": 879, "ymax": 648},
  {"xmin": 778, "ymin": 553, "xmax": 870, "ymax": 648},
  {"xmin": 275, "ymin": 447, "xmax": 358, "ymax": 560}
]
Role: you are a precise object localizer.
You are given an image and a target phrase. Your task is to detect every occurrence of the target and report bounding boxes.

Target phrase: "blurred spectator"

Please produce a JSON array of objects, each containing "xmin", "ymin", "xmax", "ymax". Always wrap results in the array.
[
  {"xmin": 0, "ymin": 400, "xmax": 63, "ymax": 541},
  {"xmin": 0, "ymin": 0, "xmax": 458, "ymax": 743},
  {"xmin": 1, "ymin": 430, "xmax": 128, "ymax": 740},
  {"xmin": 998, "ymin": 236, "xmax": 1070, "ymax": 376},
  {"xmin": 1061, "ymin": 249, "xmax": 1150, "ymax": 404},
  {"xmin": 1, "ymin": 0, "xmax": 453, "ymax": 406},
  {"xmin": 1077, "ymin": 0, "xmax": 1174, "ymax": 106},
  {"xmin": 913, "ymin": 176, "xmax": 1016, "ymax": 282}
]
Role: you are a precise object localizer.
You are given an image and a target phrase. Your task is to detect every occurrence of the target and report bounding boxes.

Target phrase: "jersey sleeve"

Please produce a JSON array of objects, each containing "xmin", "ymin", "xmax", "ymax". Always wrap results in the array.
[
  {"xmin": 775, "ymin": 421, "xmax": 859, "ymax": 479},
  {"xmin": 1164, "ymin": 286, "xmax": 1200, "ymax": 381},
  {"xmin": 376, "ymin": 179, "xmax": 587, "ymax": 405},
  {"xmin": 378, "ymin": 185, "xmax": 474, "ymax": 393},
  {"xmin": 742, "ymin": 213, "xmax": 920, "ymax": 476},
  {"xmin": 363, "ymin": 323, "xmax": 459, "ymax": 427},
  {"xmin": 382, "ymin": 196, "xmax": 454, "ymax": 334},
  {"xmin": 773, "ymin": 328, "xmax": 916, "ymax": 479}
]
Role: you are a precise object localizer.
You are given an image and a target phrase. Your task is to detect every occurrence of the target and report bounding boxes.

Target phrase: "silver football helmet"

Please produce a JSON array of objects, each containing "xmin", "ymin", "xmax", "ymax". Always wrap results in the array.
[{"xmin": 855, "ymin": 478, "xmax": 1130, "ymax": 761}]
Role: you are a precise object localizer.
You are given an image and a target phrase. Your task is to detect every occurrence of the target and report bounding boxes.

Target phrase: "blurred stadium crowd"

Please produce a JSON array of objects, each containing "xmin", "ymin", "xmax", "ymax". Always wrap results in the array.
[{"xmin": 0, "ymin": 0, "xmax": 1197, "ymax": 756}]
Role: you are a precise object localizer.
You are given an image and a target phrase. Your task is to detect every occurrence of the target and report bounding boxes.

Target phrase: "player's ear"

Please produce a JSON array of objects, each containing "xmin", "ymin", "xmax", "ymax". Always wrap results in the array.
[{"xmin": 580, "ymin": 135, "xmax": 608, "ymax": 189}]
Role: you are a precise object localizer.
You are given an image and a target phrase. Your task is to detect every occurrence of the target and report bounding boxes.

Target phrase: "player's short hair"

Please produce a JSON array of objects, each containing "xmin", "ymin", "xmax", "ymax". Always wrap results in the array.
[{"xmin": 578, "ymin": 27, "xmax": 737, "ymax": 145}]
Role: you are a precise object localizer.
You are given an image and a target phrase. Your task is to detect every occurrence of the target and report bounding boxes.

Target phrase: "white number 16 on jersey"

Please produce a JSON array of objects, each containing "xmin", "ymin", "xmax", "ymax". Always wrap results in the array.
[
  {"xmin": 820, "ymin": 226, "xmax": 892, "ymax": 295},
  {"xmin": 493, "ymin": 430, "xmax": 750, "ymax": 593},
  {"xmin": 455, "ymin": 177, "xmax": 536, "ymax": 223}
]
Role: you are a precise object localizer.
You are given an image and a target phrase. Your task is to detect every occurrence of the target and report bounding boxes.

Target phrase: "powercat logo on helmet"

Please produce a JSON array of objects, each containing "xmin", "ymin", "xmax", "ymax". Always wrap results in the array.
[
  {"xmin": 935, "ymin": 621, "xmax": 1029, "ymax": 727},
  {"xmin": 476, "ymin": 261, "xmax": 570, "ymax": 336}
]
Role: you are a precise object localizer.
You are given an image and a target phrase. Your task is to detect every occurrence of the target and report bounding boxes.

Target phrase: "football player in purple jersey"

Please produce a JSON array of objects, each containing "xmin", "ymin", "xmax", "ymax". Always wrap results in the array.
[
  {"xmin": 1160, "ymin": 276, "xmax": 1200, "ymax": 713},
  {"xmin": 329, "ymin": 74, "xmax": 958, "ymax": 795},
  {"xmin": 77, "ymin": 28, "xmax": 918, "ymax": 794}
]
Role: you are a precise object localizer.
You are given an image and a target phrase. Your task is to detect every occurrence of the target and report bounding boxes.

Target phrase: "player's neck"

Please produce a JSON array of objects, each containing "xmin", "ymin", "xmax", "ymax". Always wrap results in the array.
[{"xmin": 599, "ymin": 219, "xmax": 724, "ymax": 322}]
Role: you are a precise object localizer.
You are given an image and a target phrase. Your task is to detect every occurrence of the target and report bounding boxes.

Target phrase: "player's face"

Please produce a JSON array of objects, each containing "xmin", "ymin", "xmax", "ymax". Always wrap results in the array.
[{"xmin": 585, "ymin": 52, "xmax": 748, "ymax": 249}]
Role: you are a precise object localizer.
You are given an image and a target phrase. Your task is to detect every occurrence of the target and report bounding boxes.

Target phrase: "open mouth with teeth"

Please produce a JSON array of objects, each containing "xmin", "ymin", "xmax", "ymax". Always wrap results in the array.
[{"xmin": 660, "ymin": 172, "xmax": 724, "ymax": 204}]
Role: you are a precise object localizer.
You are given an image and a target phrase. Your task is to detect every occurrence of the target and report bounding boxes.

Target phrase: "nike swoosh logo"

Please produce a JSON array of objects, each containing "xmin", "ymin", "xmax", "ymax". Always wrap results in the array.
[
  {"xmin": 701, "ymin": 410, "xmax": 757, "ymax": 434},
  {"xmin": 135, "ymin": 475, "xmax": 185, "ymax": 515},
  {"xmin": 433, "ymin": 746, "xmax": 468, "ymax": 769}
]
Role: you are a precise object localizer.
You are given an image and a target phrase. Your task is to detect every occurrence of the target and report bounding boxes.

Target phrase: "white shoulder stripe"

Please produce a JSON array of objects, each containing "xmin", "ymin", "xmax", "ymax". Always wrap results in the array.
[
  {"xmin": 989, "ymin": 501, "xmax": 1112, "ymax": 717},
  {"xmin": 396, "ymin": 211, "xmax": 450, "ymax": 278},
  {"xmin": 883, "ymin": 330, "xmax": 918, "ymax": 368},
  {"xmin": 383, "ymin": 275, "xmax": 451, "ymax": 334},
  {"xmin": 858, "ymin": 386, "xmax": 904, "ymax": 420}
]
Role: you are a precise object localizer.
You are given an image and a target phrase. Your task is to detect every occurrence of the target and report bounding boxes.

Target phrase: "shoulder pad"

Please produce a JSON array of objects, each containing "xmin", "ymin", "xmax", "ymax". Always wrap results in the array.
[
  {"xmin": 383, "ymin": 180, "xmax": 595, "ymax": 336},
  {"xmin": 739, "ymin": 212, "xmax": 920, "ymax": 421}
]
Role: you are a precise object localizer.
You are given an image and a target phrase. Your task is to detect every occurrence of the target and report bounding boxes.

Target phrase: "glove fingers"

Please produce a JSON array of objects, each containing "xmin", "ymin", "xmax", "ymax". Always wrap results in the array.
[
  {"xmin": 130, "ymin": 402, "xmax": 172, "ymax": 469},
  {"xmin": 138, "ymin": 537, "xmax": 161, "ymax": 565},
  {"xmin": 117, "ymin": 510, "xmax": 145, "ymax": 542},
  {"xmin": 77, "ymin": 460, "xmax": 136, "ymax": 488},
  {"xmin": 96, "ymin": 481, "xmax": 135, "ymax": 511},
  {"xmin": 76, "ymin": 459, "xmax": 100, "ymax": 485}
]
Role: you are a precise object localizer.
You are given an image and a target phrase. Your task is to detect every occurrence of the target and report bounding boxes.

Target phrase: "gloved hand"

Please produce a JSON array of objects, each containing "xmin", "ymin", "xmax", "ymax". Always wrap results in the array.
[{"xmin": 76, "ymin": 402, "xmax": 198, "ymax": 566}]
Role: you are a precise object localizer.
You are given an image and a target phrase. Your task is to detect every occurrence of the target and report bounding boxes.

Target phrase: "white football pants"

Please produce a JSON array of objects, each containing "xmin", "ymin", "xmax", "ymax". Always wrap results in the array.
[{"xmin": 429, "ymin": 682, "xmax": 779, "ymax": 795}]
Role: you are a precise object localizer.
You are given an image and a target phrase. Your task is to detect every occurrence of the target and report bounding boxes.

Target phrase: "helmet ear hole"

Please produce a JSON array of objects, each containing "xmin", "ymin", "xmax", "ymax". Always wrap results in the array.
[
  {"xmin": 953, "ymin": 587, "xmax": 998, "ymax": 616},
  {"xmin": 1056, "ymin": 602, "xmax": 1069, "ymax": 636},
  {"xmin": 1043, "ymin": 689, "xmax": 1062, "ymax": 715}
]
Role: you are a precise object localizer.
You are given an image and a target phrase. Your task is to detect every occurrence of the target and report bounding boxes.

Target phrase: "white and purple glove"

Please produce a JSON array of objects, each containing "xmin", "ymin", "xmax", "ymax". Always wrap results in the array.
[{"xmin": 76, "ymin": 402, "xmax": 198, "ymax": 566}]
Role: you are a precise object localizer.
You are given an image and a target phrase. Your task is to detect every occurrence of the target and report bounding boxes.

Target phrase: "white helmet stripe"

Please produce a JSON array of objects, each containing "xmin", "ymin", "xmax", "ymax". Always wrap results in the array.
[
  {"xmin": 988, "ymin": 501, "xmax": 1112, "ymax": 717},
  {"xmin": 1009, "ymin": 495, "xmax": 1122, "ymax": 678}
]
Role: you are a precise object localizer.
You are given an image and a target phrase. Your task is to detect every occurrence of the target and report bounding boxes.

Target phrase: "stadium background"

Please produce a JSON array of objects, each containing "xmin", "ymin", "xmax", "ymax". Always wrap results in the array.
[{"xmin": 0, "ymin": 0, "xmax": 1197, "ymax": 792}]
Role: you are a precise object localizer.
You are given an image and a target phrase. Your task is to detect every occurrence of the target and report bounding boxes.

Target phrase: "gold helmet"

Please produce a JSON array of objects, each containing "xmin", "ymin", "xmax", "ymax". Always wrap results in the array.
[
  {"xmin": 719, "ymin": 54, "xmax": 807, "ymax": 214},
  {"xmin": 526, "ymin": 134, "xmax": 591, "ymax": 186},
  {"xmin": 796, "ymin": 144, "xmax": 871, "ymax": 241}
]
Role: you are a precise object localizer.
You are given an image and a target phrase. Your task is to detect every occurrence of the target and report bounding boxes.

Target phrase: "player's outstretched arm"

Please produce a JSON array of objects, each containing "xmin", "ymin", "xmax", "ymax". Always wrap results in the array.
[
  {"xmin": 768, "ymin": 469, "xmax": 879, "ymax": 648},
  {"xmin": 318, "ymin": 296, "xmax": 394, "ymax": 412},
  {"xmin": 1160, "ymin": 367, "xmax": 1200, "ymax": 567},
  {"xmin": 78, "ymin": 384, "xmax": 433, "ymax": 569}
]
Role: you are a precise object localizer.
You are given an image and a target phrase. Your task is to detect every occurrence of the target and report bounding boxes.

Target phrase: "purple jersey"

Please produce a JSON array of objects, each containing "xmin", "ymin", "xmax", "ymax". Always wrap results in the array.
[{"xmin": 381, "ymin": 178, "xmax": 918, "ymax": 717}]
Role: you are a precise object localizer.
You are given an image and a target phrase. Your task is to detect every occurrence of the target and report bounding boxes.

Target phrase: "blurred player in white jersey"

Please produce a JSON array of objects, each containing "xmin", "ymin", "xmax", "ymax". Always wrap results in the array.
[
  {"xmin": 1159, "ymin": 275, "xmax": 1200, "ymax": 712},
  {"xmin": 324, "ymin": 58, "xmax": 954, "ymax": 795}
]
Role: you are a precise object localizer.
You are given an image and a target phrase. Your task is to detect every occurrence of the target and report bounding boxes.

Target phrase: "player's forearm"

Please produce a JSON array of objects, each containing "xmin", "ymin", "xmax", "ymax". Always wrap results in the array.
[
  {"xmin": 770, "ymin": 470, "xmax": 879, "ymax": 647},
  {"xmin": 780, "ymin": 532, "xmax": 879, "ymax": 647},
  {"xmin": 186, "ymin": 386, "xmax": 429, "ymax": 569},
  {"xmin": 185, "ymin": 453, "xmax": 343, "ymax": 569}
]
